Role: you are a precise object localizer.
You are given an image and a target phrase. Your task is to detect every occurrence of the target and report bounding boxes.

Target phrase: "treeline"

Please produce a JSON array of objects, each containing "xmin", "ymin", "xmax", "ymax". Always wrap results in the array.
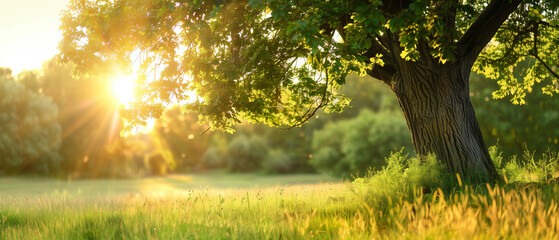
[
  {"xmin": 1, "ymin": 59, "xmax": 557, "ymax": 178},
  {"xmin": 1, "ymin": 61, "xmax": 128, "ymax": 177}
]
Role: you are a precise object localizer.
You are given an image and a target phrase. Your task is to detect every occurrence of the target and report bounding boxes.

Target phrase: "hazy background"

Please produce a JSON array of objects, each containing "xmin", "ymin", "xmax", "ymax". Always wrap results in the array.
[
  {"xmin": 1, "ymin": 0, "xmax": 558, "ymax": 179},
  {"xmin": 0, "ymin": 0, "xmax": 68, "ymax": 75}
]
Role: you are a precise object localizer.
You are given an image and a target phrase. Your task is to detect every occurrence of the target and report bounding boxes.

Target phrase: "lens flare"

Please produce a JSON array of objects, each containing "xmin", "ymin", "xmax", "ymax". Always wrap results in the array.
[{"xmin": 112, "ymin": 75, "xmax": 136, "ymax": 105}]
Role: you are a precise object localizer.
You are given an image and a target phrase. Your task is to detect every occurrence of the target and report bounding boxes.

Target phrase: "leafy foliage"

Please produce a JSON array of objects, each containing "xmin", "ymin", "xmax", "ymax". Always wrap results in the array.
[
  {"xmin": 474, "ymin": 1, "xmax": 559, "ymax": 104},
  {"xmin": 226, "ymin": 134, "xmax": 268, "ymax": 172},
  {"xmin": 470, "ymin": 70, "xmax": 559, "ymax": 155},
  {"xmin": 147, "ymin": 74, "xmax": 396, "ymax": 174},
  {"xmin": 489, "ymin": 145, "xmax": 559, "ymax": 183},
  {"xmin": 58, "ymin": 0, "xmax": 550, "ymax": 130},
  {"xmin": 59, "ymin": 0, "xmax": 364, "ymax": 131},
  {"xmin": 0, "ymin": 68, "xmax": 62, "ymax": 174},
  {"xmin": 58, "ymin": 0, "xmax": 559, "ymax": 179},
  {"xmin": 311, "ymin": 109, "xmax": 413, "ymax": 177}
]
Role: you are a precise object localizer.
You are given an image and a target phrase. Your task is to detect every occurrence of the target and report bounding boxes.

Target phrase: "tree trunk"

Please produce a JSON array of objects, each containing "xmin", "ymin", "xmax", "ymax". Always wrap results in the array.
[{"xmin": 390, "ymin": 61, "xmax": 499, "ymax": 181}]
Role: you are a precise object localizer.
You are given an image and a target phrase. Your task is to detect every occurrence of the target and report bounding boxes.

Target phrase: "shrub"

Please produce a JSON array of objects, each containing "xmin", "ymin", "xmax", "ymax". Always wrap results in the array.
[
  {"xmin": 353, "ymin": 145, "xmax": 559, "ymax": 210},
  {"xmin": 226, "ymin": 135, "xmax": 268, "ymax": 172},
  {"xmin": 351, "ymin": 150, "xmax": 453, "ymax": 209},
  {"xmin": 311, "ymin": 109, "xmax": 413, "ymax": 178},
  {"xmin": 202, "ymin": 146, "xmax": 226, "ymax": 169},
  {"xmin": 262, "ymin": 149, "xmax": 299, "ymax": 174},
  {"xmin": 200, "ymin": 135, "xmax": 229, "ymax": 170},
  {"xmin": 151, "ymin": 109, "xmax": 212, "ymax": 172},
  {"xmin": 501, "ymin": 156, "xmax": 526, "ymax": 182},
  {"xmin": 490, "ymin": 144, "xmax": 559, "ymax": 183},
  {"xmin": 522, "ymin": 148, "xmax": 559, "ymax": 182}
]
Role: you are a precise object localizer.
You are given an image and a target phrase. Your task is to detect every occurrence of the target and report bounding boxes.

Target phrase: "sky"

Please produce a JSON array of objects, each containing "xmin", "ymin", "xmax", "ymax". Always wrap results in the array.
[{"xmin": 0, "ymin": 0, "xmax": 69, "ymax": 76}]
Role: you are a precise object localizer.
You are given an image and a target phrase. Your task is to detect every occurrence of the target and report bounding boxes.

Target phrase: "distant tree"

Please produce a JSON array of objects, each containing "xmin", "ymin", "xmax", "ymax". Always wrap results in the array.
[
  {"xmin": 311, "ymin": 109, "xmax": 412, "ymax": 177},
  {"xmin": 226, "ymin": 134, "xmax": 268, "ymax": 172},
  {"xmin": 151, "ymin": 106, "xmax": 211, "ymax": 171},
  {"xmin": 34, "ymin": 59, "xmax": 125, "ymax": 177},
  {"xmin": 59, "ymin": 0, "xmax": 559, "ymax": 180},
  {"xmin": 0, "ymin": 68, "xmax": 10, "ymax": 79},
  {"xmin": 0, "ymin": 68, "xmax": 62, "ymax": 174},
  {"xmin": 17, "ymin": 71, "xmax": 39, "ymax": 92},
  {"xmin": 201, "ymin": 134, "xmax": 230, "ymax": 169}
]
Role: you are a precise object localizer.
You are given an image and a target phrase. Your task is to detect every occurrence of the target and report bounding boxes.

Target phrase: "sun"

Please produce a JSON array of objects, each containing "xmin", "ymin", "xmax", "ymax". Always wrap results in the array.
[{"xmin": 111, "ymin": 74, "xmax": 136, "ymax": 105}]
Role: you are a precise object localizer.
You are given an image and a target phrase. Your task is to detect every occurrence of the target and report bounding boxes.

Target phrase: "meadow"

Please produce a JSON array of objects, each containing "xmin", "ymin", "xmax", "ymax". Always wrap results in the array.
[
  {"xmin": 2, "ymin": 0, "xmax": 559, "ymax": 239},
  {"xmin": 1, "ymin": 170, "xmax": 558, "ymax": 239}
]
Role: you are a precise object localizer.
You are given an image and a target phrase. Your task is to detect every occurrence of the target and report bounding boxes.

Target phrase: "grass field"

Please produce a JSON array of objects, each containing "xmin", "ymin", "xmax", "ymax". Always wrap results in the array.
[
  {"xmin": 1, "ymin": 173, "xmax": 558, "ymax": 239},
  {"xmin": 0, "ymin": 173, "xmax": 335, "ymax": 197}
]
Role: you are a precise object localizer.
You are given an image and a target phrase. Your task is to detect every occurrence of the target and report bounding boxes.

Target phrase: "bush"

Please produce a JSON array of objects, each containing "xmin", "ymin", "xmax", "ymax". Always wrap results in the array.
[
  {"xmin": 0, "ymin": 70, "xmax": 62, "ymax": 175},
  {"xmin": 262, "ymin": 149, "xmax": 299, "ymax": 174},
  {"xmin": 311, "ymin": 109, "xmax": 413, "ymax": 178},
  {"xmin": 226, "ymin": 135, "xmax": 268, "ymax": 172},
  {"xmin": 490, "ymin": 144, "xmax": 559, "ymax": 183},
  {"xmin": 202, "ymin": 146, "xmax": 226, "ymax": 169},
  {"xmin": 351, "ymin": 150, "xmax": 453, "ymax": 209},
  {"xmin": 261, "ymin": 126, "xmax": 316, "ymax": 173},
  {"xmin": 351, "ymin": 145, "xmax": 559, "ymax": 211}
]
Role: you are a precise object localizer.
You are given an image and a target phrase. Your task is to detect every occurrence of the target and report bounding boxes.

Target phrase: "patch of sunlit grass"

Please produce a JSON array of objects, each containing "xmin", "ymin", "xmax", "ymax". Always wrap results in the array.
[{"xmin": 0, "ymin": 176, "xmax": 558, "ymax": 239}]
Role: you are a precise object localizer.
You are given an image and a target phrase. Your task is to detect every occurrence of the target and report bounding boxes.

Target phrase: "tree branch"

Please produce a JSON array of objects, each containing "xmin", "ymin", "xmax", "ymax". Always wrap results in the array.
[
  {"xmin": 478, "ymin": 23, "xmax": 534, "ymax": 64},
  {"xmin": 336, "ymin": 18, "xmax": 397, "ymax": 84},
  {"xmin": 532, "ymin": 23, "xmax": 559, "ymax": 80},
  {"xmin": 284, "ymin": 72, "xmax": 331, "ymax": 129},
  {"xmin": 363, "ymin": 37, "xmax": 399, "ymax": 84},
  {"xmin": 457, "ymin": 0, "xmax": 522, "ymax": 68},
  {"xmin": 534, "ymin": 55, "xmax": 559, "ymax": 80}
]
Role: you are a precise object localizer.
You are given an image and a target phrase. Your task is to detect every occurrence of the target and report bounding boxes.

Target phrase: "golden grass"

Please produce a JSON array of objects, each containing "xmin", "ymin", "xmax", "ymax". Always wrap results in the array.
[{"xmin": 1, "ymin": 177, "xmax": 558, "ymax": 239}]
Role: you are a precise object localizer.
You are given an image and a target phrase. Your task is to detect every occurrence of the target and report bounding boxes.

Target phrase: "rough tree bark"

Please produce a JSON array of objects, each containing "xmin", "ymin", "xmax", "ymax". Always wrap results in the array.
[
  {"xmin": 358, "ymin": 0, "xmax": 523, "ymax": 180},
  {"xmin": 391, "ymin": 61, "xmax": 498, "ymax": 180}
]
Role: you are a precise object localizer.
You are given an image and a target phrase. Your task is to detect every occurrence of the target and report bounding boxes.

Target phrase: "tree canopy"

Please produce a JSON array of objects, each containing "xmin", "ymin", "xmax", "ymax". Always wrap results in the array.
[
  {"xmin": 59, "ymin": 0, "xmax": 558, "ymax": 130},
  {"xmin": 59, "ymin": 0, "xmax": 559, "ymax": 179}
]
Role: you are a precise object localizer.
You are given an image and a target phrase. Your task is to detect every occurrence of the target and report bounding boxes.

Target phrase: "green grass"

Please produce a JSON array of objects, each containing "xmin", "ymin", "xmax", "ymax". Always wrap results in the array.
[
  {"xmin": 1, "ymin": 173, "xmax": 558, "ymax": 239},
  {"xmin": 0, "ymin": 173, "xmax": 335, "ymax": 197}
]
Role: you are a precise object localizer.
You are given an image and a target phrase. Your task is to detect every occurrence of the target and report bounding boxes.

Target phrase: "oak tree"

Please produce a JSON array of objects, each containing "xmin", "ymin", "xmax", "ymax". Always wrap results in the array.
[{"xmin": 59, "ymin": 0, "xmax": 559, "ymax": 180}]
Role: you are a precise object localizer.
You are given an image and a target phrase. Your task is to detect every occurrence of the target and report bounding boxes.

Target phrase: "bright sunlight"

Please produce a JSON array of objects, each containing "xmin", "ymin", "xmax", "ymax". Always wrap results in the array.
[
  {"xmin": 111, "ymin": 74, "xmax": 136, "ymax": 105},
  {"xmin": 110, "ymin": 73, "xmax": 157, "ymax": 135}
]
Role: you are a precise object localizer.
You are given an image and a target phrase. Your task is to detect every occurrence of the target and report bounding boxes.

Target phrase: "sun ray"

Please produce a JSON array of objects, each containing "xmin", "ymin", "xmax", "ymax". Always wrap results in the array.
[
  {"xmin": 60, "ymin": 98, "xmax": 101, "ymax": 139},
  {"xmin": 111, "ymin": 74, "xmax": 136, "ymax": 105}
]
